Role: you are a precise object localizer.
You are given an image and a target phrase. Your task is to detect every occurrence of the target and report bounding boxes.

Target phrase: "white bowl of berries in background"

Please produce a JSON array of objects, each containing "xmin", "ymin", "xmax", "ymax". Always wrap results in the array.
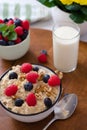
[
  {"xmin": 0, "ymin": 18, "xmax": 30, "ymax": 60},
  {"xmin": 0, "ymin": 63, "xmax": 62, "ymax": 122}
]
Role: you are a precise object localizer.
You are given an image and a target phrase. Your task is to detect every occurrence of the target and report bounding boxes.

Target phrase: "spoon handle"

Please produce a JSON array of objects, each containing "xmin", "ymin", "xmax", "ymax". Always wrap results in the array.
[{"xmin": 43, "ymin": 118, "xmax": 56, "ymax": 130}]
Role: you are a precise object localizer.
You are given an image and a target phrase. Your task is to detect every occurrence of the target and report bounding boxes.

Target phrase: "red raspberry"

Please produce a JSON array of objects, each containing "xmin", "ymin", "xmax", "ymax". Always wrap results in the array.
[
  {"xmin": 22, "ymin": 20, "xmax": 29, "ymax": 30},
  {"xmin": 26, "ymin": 93, "xmax": 37, "ymax": 106},
  {"xmin": 0, "ymin": 35, "xmax": 3, "ymax": 40},
  {"xmin": 26, "ymin": 72, "xmax": 39, "ymax": 83},
  {"xmin": 4, "ymin": 84, "xmax": 18, "ymax": 96},
  {"xmin": 15, "ymin": 37, "xmax": 22, "ymax": 44},
  {"xmin": 15, "ymin": 26, "xmax": 23, "ymax": 36},
  {"xmin": 0, "ymin": 19, "xmax": 4, "ymax": 23},
  {"xmin": 7, "ymin": 20, "xmax": 14, "ymax": 26},
  {"xmin": 48, "ymin": 75, "xmax": 60, "ymax": 86},
  {"xmin": 4, "ymin": 37, "xmax": 8, "ymax": 42},
  {"xmin": 20, "ymin": 63, "xmax": 32, "ymax": 73},
  {"xmin": 38, "ymin": 53, "xmax": 47, "ymax": 63}
]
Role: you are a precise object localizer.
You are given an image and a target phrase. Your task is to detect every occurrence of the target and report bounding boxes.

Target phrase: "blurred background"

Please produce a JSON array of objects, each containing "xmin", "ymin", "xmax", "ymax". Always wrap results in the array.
[{"xmin": 0, "ymin": 0, "xmax": 53, "ymax": 30}]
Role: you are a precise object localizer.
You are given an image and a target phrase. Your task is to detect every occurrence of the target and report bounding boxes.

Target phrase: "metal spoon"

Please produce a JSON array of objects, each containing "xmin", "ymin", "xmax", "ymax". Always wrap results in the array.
[{"xmin": 43, "ymin": 93, "xmax": 78, "ymax": 130}]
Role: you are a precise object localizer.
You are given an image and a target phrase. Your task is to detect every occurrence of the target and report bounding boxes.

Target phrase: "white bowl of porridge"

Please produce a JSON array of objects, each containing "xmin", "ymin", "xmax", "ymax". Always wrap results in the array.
[{"xmin": 0, "ymin": 63, "xmax": 62, "ymax": 122}]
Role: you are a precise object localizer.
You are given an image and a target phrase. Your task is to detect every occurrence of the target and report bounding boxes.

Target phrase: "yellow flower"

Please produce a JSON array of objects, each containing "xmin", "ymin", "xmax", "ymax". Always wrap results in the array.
[
  {"xmin": 60, "ymin": 0, "xmax": 73, "ymax": 5},
  {"xmin": 73, "ymin": 0, "xmax": 87, "ymax": 5},
  {"xmin": 60, "ymin": 0, "xmax": 87, "ymax": 5}
]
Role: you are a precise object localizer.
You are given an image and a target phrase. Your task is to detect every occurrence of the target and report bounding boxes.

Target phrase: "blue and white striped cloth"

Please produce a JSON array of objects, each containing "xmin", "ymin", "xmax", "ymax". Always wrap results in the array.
[{"xmin": 0, "ymin": 1, "xmax": 50, "ymax": 23}]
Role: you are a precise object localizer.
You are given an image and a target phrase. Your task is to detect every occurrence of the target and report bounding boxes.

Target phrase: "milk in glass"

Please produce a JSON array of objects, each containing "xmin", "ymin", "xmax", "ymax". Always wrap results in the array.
[{"xmin": 53, "ymin": 25, "xmax": 80, "ymax": 72}]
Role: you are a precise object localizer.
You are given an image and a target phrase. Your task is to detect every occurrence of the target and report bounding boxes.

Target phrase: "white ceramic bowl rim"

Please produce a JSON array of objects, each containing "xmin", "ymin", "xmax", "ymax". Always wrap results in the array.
[{"xmin": 0, "ymin": 64, "xmax": 62, "ymax": 117}]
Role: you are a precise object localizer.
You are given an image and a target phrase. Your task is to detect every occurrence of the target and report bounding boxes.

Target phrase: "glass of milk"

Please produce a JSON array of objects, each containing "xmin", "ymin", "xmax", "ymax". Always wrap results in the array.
[{"xmin": 53, "ymin": 22, "xmax": 80, "ymax": 72}]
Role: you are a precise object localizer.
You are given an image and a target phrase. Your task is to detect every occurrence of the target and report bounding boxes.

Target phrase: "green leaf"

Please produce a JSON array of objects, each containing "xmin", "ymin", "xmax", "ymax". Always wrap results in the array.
[
  {"xmin": 0, "ymin": 23, "xmax": 17, "ymax": 40},
  {"xmin": 54, "ymin": 0, "xmax": 64, "ymax": 7},
  {"xmin": 65, "ymin": 3, "xmax": 81, "ymax": 11},
  {"xmin": 38, "ymin": 0, "xmax": 55, "ymax": 7},
  {"xmin": 8, "ymin": 31, "xmax": 17, "ymax": 40},
  {"xmin": 84, "ymin": 15, "xmax": 87, "ymax": 21},
  {"xmin": 81, "ymin": 7, "xmax": 87, "ymax": 15},
  {"xmin": 38, "ymin": 0, "xmax": 47, "ymax": 3},
  {"xmin": 8, "ymin": 24, "xmax": 15, "ymax": 31},
  {"xmin": 2, "ymin": 30, "xmax": 10, "ymax": 37},
  {"xmin": 54, "ymin": 0, "xmax": 68, "ymax": 12},
  {"xmin": 0, "ymin": 24, "xmax": 7, "ymax": 31},
  {"xmin": 69, "ymin": 12, "xmax": 85, "ymax": 23}
]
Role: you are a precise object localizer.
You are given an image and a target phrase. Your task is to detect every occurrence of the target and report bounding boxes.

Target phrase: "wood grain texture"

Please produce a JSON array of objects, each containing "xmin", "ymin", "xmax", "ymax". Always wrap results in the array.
[{"xmin": 0, "ymin": 28, "xmax": 87, "ymax": 130}]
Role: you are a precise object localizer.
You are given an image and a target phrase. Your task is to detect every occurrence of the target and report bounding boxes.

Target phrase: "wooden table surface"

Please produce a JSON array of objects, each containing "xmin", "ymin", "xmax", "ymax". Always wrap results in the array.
[{"xmin": 0, "ymin": 28, "xmax": 87, "ymax": 130}]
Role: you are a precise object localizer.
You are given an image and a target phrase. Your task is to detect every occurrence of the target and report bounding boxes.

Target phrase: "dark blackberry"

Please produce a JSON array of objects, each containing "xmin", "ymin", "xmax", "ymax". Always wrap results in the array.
[
  {"xmin": 9, "ymin": 72, "xmax": 18, "ymax": 79},
  {"xmin": 24, "ymin": 82, "xmax": 33, "ymax": 91},
  {"xmin": 3, "ymin": 18, "xmax": 9, "ymax": 23},
  {"xmin": 21, "ymin": 30, "xmax": 28, "ymax": 41},
  {"xmin": 15, "ymin": 99, "xmax": 24, "ymax": 107},
  {"xmin": 9, "ymin": 18, "xmax": 13, "ymax": 21},
  {"xmin": 7, "ymin": 41, "xmax": 15, "ymax": 46},
  {"xmin": 44, "ymin": 98, "xmax": 52, "ymax": 108},
  {"xmin": 14, "ymin": 19, "xmax": 22, "ymax": 27},
  {"xmin": 0, "ymin": 32, "xmax": 2, "ymax": 35},
  {"xmin": 0, "ymin": 40, "xmax": 7, "ymax": 46}
]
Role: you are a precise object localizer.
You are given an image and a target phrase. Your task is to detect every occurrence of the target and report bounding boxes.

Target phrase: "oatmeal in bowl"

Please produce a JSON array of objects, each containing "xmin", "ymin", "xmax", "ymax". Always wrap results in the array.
[{"xmin": 0, "ymin": 63, "xmax": 62, "ymax": 122}]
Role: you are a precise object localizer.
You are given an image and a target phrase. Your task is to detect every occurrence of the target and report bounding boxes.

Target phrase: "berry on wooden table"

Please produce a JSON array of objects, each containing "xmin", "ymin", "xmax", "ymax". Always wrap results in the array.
[
  {"xmin": 38, "ymin": 53, "xmax": 47, "ymax": 63},
  {"xmin": 41, "ymin": 50, "xmax": 47, "ymax": 55}
]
